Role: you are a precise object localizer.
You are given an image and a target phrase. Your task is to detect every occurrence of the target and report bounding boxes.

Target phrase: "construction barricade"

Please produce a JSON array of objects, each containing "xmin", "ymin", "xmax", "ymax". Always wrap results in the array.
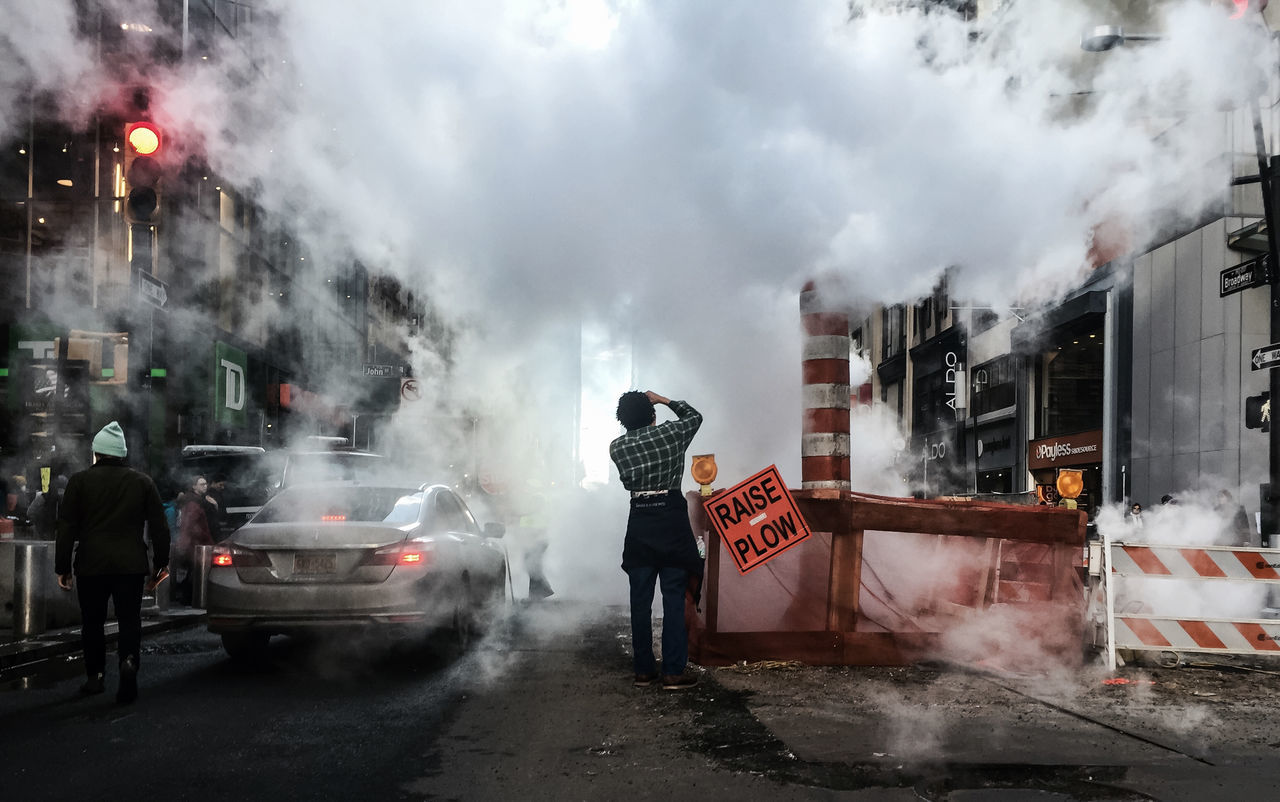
[
  {"xmin": 1100, "ymin": 531, "xmax": 1280, "ymax": 670},
  {"xmin": 687, "ymin": 490, "xmax": 1088, "ymax": 668}
]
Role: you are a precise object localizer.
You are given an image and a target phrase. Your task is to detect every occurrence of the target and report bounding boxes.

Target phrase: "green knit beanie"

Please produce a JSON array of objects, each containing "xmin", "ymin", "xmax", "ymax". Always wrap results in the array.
[{"xmin": 91, "ymin": 421, "xmax": 128, "ymax": 458}]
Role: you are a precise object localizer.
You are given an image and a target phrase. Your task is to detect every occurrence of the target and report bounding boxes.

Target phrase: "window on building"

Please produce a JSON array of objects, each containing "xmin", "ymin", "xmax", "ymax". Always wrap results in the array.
[
  {"xmin": 913, "ymin": 369, "xmax": 959, "ymax": 434},
  {"xmin": 1041, "ymin": 327, "xmax": 1105, "ymax": 436},
  {"xmin": 976, "ymin": 469, "xmax": 1012, "ymax": 494},
  {"xmin": 915, "ymin": 297, "xmax": 932, "ymax": 338},
  {"xmin": 970, "ymin": 308, "xmax": 1000, "ymax": 334},
  {"xmin": 882, "ymin": 305, "xmax": 906, "ymax": 361},
  {"xmin": 970, "ymin": 355, "xmax": 1016, "ymax": 417}
]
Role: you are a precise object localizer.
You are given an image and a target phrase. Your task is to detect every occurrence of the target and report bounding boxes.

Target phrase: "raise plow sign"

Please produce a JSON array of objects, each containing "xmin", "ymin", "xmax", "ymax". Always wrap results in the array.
[{"xmin": 703, "ymin": 465, "xmax": 812, "ymax": 574}]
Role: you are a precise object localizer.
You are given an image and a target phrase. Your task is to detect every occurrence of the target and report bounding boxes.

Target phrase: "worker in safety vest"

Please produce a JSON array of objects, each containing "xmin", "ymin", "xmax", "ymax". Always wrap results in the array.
[{"xmin": 514, "ymin": 486, "xmax": 554, "ymax": 600}]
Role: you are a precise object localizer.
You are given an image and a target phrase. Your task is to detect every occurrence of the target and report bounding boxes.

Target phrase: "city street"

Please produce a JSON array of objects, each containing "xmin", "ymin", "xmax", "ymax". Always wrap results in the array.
[{"xmin": 3, "ymin": 602, "xmax": 1280, "ymax": 801}]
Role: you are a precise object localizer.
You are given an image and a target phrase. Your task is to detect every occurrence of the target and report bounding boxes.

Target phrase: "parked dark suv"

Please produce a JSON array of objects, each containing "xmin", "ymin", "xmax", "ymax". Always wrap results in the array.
[{"xmin": 174, "ymin": 446, "xmax": 284, "ymax": 533}]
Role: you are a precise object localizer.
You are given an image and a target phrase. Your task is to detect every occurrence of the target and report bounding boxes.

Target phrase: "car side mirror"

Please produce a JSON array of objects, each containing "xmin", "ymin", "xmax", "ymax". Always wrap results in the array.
[{"xmin": 483, "ymin": 522, "xmax": 505, "ymax": 539}]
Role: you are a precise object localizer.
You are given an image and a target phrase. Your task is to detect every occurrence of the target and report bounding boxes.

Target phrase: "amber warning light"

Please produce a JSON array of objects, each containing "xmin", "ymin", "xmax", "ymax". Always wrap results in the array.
[
  {"xmin": 691, "ymin": 454, "xmax": 718, "ymax": 497},
  {"xmin": 125, "ymin": 122, "xmax": 161, "ymax": 155},
  {"xmin": 702, "ymin": 464, "xmax": 812, "ymax": 574}
]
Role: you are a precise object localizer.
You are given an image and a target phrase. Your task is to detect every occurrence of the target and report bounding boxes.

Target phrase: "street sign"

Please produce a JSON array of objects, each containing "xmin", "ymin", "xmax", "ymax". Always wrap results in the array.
[
  {"xmin": 702, "ymin": 464, "xmax": 812, "ymax": 574},
  {"xmin": 363, "ymin": 363, "xmax": 396, "ymax": 378},
  {"xmin": 1221, "ymin": 254, "xmax": 1270, "ymax": 297},
  {"xmin": 136, "ymin": 270, "xmax": 167, "ymax": 308},
  {"xmin": 1252, "ymin": 342, "xmax": 1280, "ymax": 371}
]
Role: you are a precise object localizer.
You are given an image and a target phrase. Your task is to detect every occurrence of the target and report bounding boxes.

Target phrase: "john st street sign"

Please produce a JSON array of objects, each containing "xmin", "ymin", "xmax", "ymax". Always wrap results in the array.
[{"xmin": 1221, "ymin": 254, "xmax": 1270, "ymax": 297}]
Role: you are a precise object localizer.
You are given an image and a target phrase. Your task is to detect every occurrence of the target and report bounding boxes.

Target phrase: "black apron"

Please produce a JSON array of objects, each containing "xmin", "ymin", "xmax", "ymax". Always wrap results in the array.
[{"xmin": 622, "ymin": 490, "xmax": 704, "ymax": 600}]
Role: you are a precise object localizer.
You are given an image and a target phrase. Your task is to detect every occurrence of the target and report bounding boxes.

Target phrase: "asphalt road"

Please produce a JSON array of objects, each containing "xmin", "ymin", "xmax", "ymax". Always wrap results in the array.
[{"xmin": 4, "ymin": 603, "xmax": 1280, "ymax": 801}]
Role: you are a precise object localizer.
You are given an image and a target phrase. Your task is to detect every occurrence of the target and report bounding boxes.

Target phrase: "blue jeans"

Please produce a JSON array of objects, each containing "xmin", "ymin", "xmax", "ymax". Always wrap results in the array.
[{"xmin": 626, "ymin": 565, "xmax": 689, "ymax": 676}]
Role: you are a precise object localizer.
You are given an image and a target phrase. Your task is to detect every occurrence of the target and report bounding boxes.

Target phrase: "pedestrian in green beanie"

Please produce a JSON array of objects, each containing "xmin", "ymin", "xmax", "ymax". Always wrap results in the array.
[
  {"xmin": 56, "ymin": 421, "xmax": 169, "ymax": 704},
  {"xmin": 90, "ymin": 420, "xmax": 128, "ymax": 458}
]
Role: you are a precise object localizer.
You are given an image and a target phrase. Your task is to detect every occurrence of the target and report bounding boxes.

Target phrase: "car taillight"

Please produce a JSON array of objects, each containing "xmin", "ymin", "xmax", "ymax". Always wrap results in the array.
[
  {"xmin": 211, "ymin": 544, "xmax": 270, "ymax": 567},
  {"xmin": 365, "ymin": 541, "xmax": 433, "ymax": 567}
]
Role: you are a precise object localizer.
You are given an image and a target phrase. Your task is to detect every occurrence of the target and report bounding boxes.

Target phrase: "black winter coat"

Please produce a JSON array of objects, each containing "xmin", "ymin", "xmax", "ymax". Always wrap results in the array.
[{"xmin": 55, "ymin": 458, "xmax": 171, "ymax": 576}]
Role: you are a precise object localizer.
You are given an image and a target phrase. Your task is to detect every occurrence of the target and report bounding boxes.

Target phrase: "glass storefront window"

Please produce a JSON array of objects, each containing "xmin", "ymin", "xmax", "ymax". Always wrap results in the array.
[{"xmin": 1041, "ymin": 327, "xmax": 1104, "ymax": 436}]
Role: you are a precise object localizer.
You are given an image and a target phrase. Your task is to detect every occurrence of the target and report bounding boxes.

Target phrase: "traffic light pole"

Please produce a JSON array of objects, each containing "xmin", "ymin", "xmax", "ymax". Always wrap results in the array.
[{"xmin": 1251, "ymin": 103, "xmax": 1280, "ymax": 548}]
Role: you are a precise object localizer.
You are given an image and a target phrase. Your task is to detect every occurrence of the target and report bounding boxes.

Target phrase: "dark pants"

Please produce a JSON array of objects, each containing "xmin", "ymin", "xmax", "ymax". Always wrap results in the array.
[
  {"xmin": 76, "ymin": 574, "xmax": 144, "ymax": 678},
  {"xmin": 626, "ymin": 564, "xmax": 689, "ymax": 676}
]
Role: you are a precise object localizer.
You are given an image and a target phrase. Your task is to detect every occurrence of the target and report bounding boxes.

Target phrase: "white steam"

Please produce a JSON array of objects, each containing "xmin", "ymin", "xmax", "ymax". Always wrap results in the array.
[
  {"xmin": 5, "ymin": 0, "xmax": 1277, "ymax": 601},
  {"xmin": 1097, "ymin": 495, "xmax": 1270, "ymax": 620}
]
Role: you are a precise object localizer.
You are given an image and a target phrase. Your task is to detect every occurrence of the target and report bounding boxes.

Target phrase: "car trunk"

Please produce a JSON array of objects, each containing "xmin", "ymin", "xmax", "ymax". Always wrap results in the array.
[{"xmin": 228, "ymin": 522, "xmax": 409, "ymax": 584}]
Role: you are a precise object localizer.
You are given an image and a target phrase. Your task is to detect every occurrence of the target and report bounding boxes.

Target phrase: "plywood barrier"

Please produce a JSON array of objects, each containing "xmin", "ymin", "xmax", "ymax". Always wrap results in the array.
[{"xmin": 688, "ymin": 489, "xmax": 1087, "ymax": 668}]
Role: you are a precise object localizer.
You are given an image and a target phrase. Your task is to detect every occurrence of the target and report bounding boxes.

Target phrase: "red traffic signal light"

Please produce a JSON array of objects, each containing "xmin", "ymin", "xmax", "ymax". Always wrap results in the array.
[
  {"xmin": 123, "ymin": 121, "xmax": 163, "ymax": 223},
  {"xmin": 1219, "ymin": 0, "xmax": 1268, "ymax": 19},
  {"xmin": 125, "ymin": 122, "xmax": 161, "ymax": 156}
]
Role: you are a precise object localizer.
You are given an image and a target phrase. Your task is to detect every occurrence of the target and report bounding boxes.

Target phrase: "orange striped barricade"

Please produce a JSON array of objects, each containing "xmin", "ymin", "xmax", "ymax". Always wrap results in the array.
[{"xmin": 1102, "ymin": 529, "xmax": 1280, "ymax": 670}]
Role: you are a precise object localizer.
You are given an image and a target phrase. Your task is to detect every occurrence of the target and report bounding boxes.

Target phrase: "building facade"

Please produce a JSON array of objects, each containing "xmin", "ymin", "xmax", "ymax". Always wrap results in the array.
[
  {"xmin": 850, "ymin": 2, "xmax": 1280, "ymax": 530},
  {"xmin": 0, "ymin": 1, "xmax": 431, "ymax": 489}
]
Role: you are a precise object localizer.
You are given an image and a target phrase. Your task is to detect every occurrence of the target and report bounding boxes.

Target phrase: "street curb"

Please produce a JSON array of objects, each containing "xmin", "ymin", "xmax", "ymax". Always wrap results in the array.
[{"xmin": 0, "ymin": 611, "xmax": 207, "ymax": 681}]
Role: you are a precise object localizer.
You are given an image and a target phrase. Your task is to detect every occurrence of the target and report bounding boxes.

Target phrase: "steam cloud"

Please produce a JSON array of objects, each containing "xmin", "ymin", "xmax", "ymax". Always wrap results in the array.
[{"xmin": 4, "ymin": 1, "xmax": 1275, "ymax": 605}]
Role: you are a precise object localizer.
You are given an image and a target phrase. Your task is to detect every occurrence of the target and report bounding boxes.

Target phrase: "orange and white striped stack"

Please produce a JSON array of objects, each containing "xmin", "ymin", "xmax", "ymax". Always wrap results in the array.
[{"xmin": 799, "ymin": 281, "xmax": 850, "ymax": 491}]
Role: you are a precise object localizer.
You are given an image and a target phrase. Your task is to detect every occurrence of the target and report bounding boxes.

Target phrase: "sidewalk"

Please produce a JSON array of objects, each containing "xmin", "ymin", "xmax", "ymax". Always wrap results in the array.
[
  {"xmin": 0, "ymin": 605, "xmax": 206, "ymax": 683},
  {"xmin": 431, "ymin": 603, "xmax": 1280, "ymax": 800}
]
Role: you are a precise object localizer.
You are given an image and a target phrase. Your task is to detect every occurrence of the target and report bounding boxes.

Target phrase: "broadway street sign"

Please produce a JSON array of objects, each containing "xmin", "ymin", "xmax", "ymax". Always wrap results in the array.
[
  {"xmin": 1252, "ymin": 342, "xmax": 1280, "ymax": 371},
  {"xmin": 1221, "ymin": 254, "xmax": 1270, "ymax": 297}
]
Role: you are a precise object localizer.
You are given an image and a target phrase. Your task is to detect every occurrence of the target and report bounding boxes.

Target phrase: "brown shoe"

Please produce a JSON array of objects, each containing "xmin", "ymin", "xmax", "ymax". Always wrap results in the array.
[
  {"xmin": 661, "ymin": 673, "xmax": 698, "ymax": 690},
  {"xmin": 633, "ymin": 672, "xmax": 659, "ymax": 687}
]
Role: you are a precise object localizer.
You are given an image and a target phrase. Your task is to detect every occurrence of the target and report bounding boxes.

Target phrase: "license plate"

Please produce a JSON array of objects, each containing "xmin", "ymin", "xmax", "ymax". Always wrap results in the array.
[{"xmin": 294, "ymin": 553, "xmax": 337, "ymax": 575}]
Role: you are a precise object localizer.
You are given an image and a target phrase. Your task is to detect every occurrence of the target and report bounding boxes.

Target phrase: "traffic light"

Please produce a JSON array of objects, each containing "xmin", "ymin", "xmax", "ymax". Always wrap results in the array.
[
  {"xmin": 1246, "ymin": 392, "xmax": 1270, "ymax": 432},
  {"xmin": 1217, "ymin": 0, "xmax": 1268, "ymax": 19},
  {"xmin": 123, "ymin": 121, "xmax": 163, "ymax": 223}
]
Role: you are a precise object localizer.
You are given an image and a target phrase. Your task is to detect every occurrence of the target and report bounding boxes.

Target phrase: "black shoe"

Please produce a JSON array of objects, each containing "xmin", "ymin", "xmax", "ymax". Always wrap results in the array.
[
  {"xmin": 661, "ymin": 673, "xmax": 698, "ymax": 690},
  {"xmin": 79, "ymin": 673, "xmax": 105, "ymax": 696},
  {"xmin": 117, "ymin": 657, "xmax": 138, "ymax": 704},
  {"xmin": 527, "ymin": 578, "xmax": 555, "ymax": 600},
  {"xmin": 633, "ymin": 672, "xmax": 659, "ymax": 688}
]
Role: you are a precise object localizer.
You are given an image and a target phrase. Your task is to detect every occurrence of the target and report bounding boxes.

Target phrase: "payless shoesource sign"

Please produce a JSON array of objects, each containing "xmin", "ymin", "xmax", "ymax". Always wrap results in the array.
[
  {"xmin": 214, "ymin": 341, "xmax": 248, "ymax": 427},
  {"xmin": 1027, "ymin": 429, "xmax": 1103, "ymax": 471}
]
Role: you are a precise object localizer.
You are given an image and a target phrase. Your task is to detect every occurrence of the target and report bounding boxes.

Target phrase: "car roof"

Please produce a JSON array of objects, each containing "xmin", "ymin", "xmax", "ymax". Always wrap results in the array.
[{"xmin": 181, "ymin": 445, "xmax": 267, "ymax": 456}]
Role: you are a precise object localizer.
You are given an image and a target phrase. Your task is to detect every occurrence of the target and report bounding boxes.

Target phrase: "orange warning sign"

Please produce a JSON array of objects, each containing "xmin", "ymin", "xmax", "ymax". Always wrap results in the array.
[{"xmin": 702, "ymin": 464, "xmax": 812, "ymax": 574}]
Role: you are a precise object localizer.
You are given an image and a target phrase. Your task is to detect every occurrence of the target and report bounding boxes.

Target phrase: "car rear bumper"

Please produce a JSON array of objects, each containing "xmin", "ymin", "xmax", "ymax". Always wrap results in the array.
[
  {"xmin": 205, "ymin": 569, "xmax": 456, "ymax": 635},
  {"xmin": 207, "ymin": 610, "xmax": 446, "ymax": 636}
]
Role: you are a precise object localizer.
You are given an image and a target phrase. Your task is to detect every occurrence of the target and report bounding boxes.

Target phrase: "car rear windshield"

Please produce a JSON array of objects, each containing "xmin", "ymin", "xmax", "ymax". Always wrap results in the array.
[
  {"xmin": 284, "ymin": 452, "xmax": 384, "ymax": 486},
  {"xmin": 254, "ymin": 487, "xmax": 422, "ymax": 524}
]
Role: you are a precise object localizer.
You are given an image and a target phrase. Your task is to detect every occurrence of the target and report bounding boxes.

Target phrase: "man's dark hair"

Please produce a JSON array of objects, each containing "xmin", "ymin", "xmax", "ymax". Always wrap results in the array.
[{"xmin": 616, "ymin": 391, "xmax": 655, "ymax": 431}]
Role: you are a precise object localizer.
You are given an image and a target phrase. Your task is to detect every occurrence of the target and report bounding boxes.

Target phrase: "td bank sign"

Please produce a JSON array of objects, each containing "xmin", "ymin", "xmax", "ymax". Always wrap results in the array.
[{"xmin": 214, "ymin": 342, "xmax": 248, "ymax": 427}]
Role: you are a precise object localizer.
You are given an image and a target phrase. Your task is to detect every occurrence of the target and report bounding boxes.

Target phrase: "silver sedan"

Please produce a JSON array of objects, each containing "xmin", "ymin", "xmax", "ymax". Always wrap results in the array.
[{"xmin": 205, "ymin": 483, "xmax": 508, "ymax": 659}]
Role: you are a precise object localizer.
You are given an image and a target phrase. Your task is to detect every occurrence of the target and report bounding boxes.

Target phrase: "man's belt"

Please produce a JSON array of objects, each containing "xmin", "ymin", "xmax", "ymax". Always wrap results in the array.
[{"xmin": 631, "ymin": 489, "xmax": 669, "ymax": 498}]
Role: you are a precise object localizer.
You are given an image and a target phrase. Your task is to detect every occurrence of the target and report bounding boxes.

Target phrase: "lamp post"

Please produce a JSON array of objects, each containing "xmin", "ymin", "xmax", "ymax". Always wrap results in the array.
[{"xmin": 1082, "ymin": 25, "xmax": 1280, "ymax": 548}]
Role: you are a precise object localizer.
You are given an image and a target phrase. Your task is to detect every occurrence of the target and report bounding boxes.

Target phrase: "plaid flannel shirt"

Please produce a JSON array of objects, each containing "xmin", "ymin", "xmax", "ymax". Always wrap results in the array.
[{"xmin": 609, "ymin": 400, "xmax": 703, "ymax": 492}]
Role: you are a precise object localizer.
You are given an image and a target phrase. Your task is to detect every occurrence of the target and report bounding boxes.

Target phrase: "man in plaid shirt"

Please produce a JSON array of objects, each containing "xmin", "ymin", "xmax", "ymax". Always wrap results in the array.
[{"xmin": 610, "ymin": 390, "xmax": 703, "ymax": 690}]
